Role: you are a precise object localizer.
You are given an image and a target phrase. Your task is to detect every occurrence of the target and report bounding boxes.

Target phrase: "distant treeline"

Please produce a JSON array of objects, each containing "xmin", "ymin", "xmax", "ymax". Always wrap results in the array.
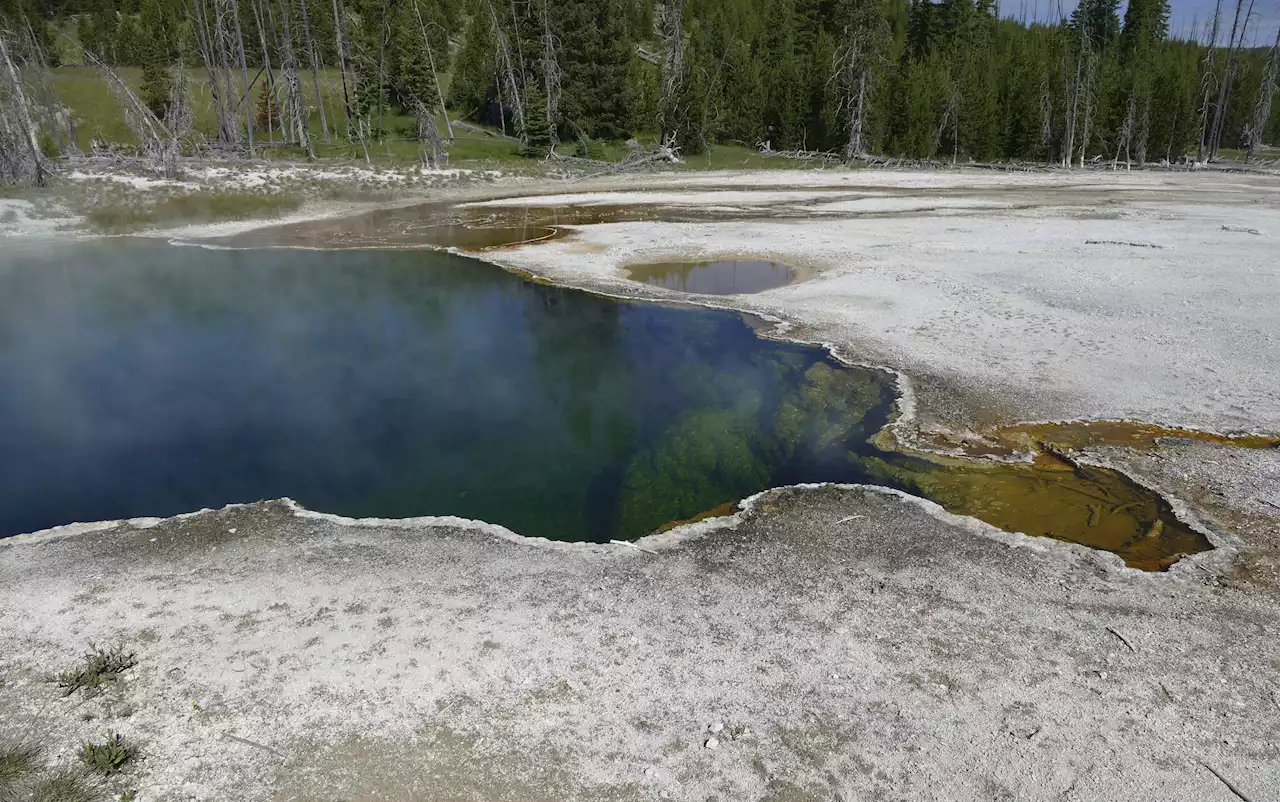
[{"xmin": 3, "ymin": 0, "xmax": 1280, "ymax": 164}]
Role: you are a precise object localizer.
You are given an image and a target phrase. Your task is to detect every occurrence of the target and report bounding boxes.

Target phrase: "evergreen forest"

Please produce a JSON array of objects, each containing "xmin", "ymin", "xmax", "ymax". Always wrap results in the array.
[{"xmin": 1, "ymin": 0, "xmax": 1279, "ymax": 174}]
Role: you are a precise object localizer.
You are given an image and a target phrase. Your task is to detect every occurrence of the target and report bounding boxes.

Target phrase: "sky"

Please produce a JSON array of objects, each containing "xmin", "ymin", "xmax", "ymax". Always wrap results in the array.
[{"xmin": 1004, "ymin": 0, "xmax": 1280, "ymax": 45}]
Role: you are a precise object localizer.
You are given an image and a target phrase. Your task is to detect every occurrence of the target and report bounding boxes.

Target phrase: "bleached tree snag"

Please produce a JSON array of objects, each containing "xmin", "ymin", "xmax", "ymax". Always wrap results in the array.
[
  {"xmin": 1077, "ymin": 39, "xmax": 1099, "ymax": 168},
  {"xmin": 1208, "ymin": 0, "xmax": 1247, "ymax": 159},
  {"xmin": 228, "ymin": 0, "xmax": 256, "ymax": 154},
  {"xmin": 1039, "ymin": 77, "xmax": 1053, "ymax": 156},
  {"xmin": 540, "ymin": 0, "xmax": 560, "ymax": 141},
  {"xmin": 1211, "ymin": 0, "xmax": 1257, "ymax": 158},
  {"xmin": 1196, "ymin": 0, "xmax": 1223, "ymax": 162},
  {"xmin": 0, "ymin": 35, "xmax": 48, "ymax": 187},
  {"xmin": 20, "ymin": 19, "xmax": 75, "ymax": 157},
  {"xmin": 330, "ymin": 0, "xmax": 356, "ymax": 132},
  {"xmin": 412, "ymin": 0, "xmax": 453, "ymax": 140},
  {"xmin": 657, "ymin": 0, "xmax": 685, "ymax": 140},
  {"xmin": 1062, "ymin": 22, "xmax": 1085, "ymax": 167},
  {"xmin": 1246, "ymin": 26, "xmax": 1279, "ymax": 161},
  {"xmin": 248, "ymin": 0, "xmax": 281, "ymax": 144},
  {"xmin": 277, "ymin": 0, "xmax": 313, "ymax": 155},
  {"xmin": 415, "ymin": 99, "xmax": 446, "ymax": 168},
  {"xmin": 296, "ymin": 0, "xmax": 330, "ymax": 142},
  {"xmin": 485, "ymin": 0, "xmax": 525, "ymax": 139},
  {"xmin": 837, "ymin": 30, "xmax": 867, "ymax": 160},
  {"xmin": 1113, "ymin": 93, "xmax": 1135, "ymax": 170},
  {"xmin": 932, "ymin": 87, "xmax": 958, "ymax": 161},
  {"xmin": 166, "ymin": 64, "xmax": 195, "ymax": 141}
]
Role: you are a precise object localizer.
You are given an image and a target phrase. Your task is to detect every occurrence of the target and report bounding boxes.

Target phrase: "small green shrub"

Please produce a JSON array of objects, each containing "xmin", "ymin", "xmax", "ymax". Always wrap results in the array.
[
  {"xmin": 55, "ymin": 644, "xmax": 137, "ymax": 698},
  {"xmin": 78, "ymin": 733, "xmax": 133, "ymax": 777}
]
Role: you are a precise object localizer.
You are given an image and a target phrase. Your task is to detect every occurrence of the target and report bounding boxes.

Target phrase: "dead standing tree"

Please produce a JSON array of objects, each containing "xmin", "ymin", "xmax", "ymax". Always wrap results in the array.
[
  {"xmin": 484, "ymin": 0, "xmax": 525, "ymax": 138},
  {"xmin": 412, "ymin": 0, "xmax": 453, "ymax": 140},
  {"xmin": 539, "ymin": 0, "xmax": 560, "ymax": 141},
  {"xmin": 188, "ymin": 0, "xmax": 242, "ymax": 146},
  {"xmin": 0, "ymin": 33, "xmax": 49, "ymax": 186},
  {"xmin": 276, "ymin": 0, "xmax": 314, "ymax": 155},
  {"xmin": 1246, "ymin": 25, "xmax": 1280, "ymax": 161},
  {"xmin": 1208, "ymin": 0, "xmax": 1250, "ymax": 159},
  {"xmin": 1076, "ymin": 38, "xmax": 1099, "ymax": 168},
  {"xmin": 1060, "ymin": 14, "xmax": 1099, "ymax": 168},
  {"xmin": 1196, "ymin": 0, "xmax": 1223, "ymax": 161},
  {"xmin": 656, "ymin": 0, "xmax": 685, "ymax": 141},
  {"xmin": 296, "ymin": 0, "xmax": 330, "ymax": 141},
  {"xmin": 166, "ymin": 63, "xmax": 195, "ymax": 142}
]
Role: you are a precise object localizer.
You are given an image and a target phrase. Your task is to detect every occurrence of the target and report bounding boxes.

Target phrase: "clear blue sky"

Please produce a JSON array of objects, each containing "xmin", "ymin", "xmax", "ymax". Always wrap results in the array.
[{"xmin": 1003, "ymin": 0, "xmax": 1280, "ymax": 45}]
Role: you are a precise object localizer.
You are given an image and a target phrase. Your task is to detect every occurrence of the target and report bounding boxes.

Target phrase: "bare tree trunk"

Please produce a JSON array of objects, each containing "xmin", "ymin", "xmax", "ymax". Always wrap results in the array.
[
  {"xmin": 215, "ymin": 0, "xmax": 245, "ymax": 143},
  {"xmin": 297, "ymin": 0, "xmax": 329, "ymax": 141},
  {"xmin": 1212, "ymin": 0, "xmax": 1256, "ymax": 157},
  {"xmin": 0, "ymin": 36, "xmax": 48, "ymax": 187},
  {"xmin": 839, "ymin": 29, "xmax": 868, "ymax": 160},
  {"xmin": 412, "ymin": 0, "xmax": 453, "ymax": 139},
  {"xmin": 657, "ymin": 0, "xmax": 685, "ymax": 139},
  {"xmin": 188, "ymin": 0, "xmax": 236, "ymax": 143},
  {"xmin": 1063, "ymin": 28, "xmax": 1086, "ymax": 167},
  {"xmin": 372, "ymin": 0, "xmax": 391, "ymax": 141},
  {"xmin": 1209, "ymin": 0, "xmax": 1246, "ymax": 159},
  {"xmin": 540, "ymin": 0, "xmax": 559, "ymax": 140},
  {"xmin": 277, "ymin": 0, "xmax": 312, "ymax": 154},
  {"xmin": 1246, "ymin": 26, "xmax": 1280, "ymax": 161},
  {"xmin": 227, "ymin": 0, "xmax": 256, "ymax": 154},
  {"xmin": 932, "ymin": 87, "xmax": 958, "ymax": 159},
  {"xmin": 1135, "ymin": 98, "xmax": 1150, "ymax": 166},
  {"xmin": 485, "ymin": 0, "xmax": 525, "ymax": 138},
  {"xmin": 330, "ymin": 0, "xmax": 356, "ymax": 134},
  {"xmin": 1196, "ymin": 0, "xmax": 1223, "ymax": 161},
  {"xmin": 1075, "ymin": 41, "xmax": 1095, "ymax": 167},
  {"xmin": 1114, "ymin": 92, "xmax": 1135, "ymax": 170},
  {"xmin": 415, "ymin": 99, "xmax": 446, "ymax": 167},
  {"xmin": 166, "ymin": 62, "xmax": 194, "ymax": 140},
  {"xmin": 1039, "ymin": 76, "xmax": 1053, "ymax": 159},
  {"xmin": 248, "ymin": 0, "xmax": 279, "ymax": 145}
]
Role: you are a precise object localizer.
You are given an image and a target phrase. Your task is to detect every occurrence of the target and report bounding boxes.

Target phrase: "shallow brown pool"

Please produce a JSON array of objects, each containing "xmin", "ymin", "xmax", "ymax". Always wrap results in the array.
[{"xmin": 627, "ymin": 259, "xmax": 797, "ymax": 295}]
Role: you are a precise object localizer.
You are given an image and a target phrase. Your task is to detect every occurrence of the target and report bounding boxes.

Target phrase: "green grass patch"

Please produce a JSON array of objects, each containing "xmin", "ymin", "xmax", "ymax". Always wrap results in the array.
[
  {"xmin": 0, "ymin": 742, "xmax": 41, "ymax": 784},
  {"xmin": 54, "ymin": 644, "xmax": 137, "ymax": 698},
  {"xmin": 85, "ymin": 192, "xmax": 304, "ymax": 233},
  {"xmin": 27, "ymin": 768, "xmax": 102, "ymax": 802}
]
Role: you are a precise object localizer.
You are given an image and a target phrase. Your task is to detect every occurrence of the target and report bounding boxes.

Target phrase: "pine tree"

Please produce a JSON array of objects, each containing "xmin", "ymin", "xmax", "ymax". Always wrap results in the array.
[
  {"xmin": 519, "ymin": 82, "xmax": 553, "ymax": 156},
  {"xmin": 447, "ymin": 6, "xmax": 495, "ymax": 116},
  {"xmin": 137, "ymin": 0, "xmax": 172, "ymax": 118},
  {"xmin": 555, "ymin": 0, "xmax": 633, "ymax": 140},
  {"xmin": 760, "ymin": 0, "xmax": 805, "ymax": 149}
]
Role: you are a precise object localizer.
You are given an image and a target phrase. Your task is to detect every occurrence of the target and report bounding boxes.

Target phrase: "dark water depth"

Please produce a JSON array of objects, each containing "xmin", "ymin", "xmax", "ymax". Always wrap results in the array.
[{"xmin": 0, "ymin": 241, "xmax": 896, "ymax": 541}]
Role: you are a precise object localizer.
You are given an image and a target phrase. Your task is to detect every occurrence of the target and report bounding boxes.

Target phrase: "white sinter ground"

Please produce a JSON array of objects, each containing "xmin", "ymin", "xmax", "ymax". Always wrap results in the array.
[
  {"xmin": 2, "ymin": 167, "xmax": 1279, "ymax": 802},
  {"xmin": 472, "ymin": 169, "xmax": 1280, "ymax": 435}
]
